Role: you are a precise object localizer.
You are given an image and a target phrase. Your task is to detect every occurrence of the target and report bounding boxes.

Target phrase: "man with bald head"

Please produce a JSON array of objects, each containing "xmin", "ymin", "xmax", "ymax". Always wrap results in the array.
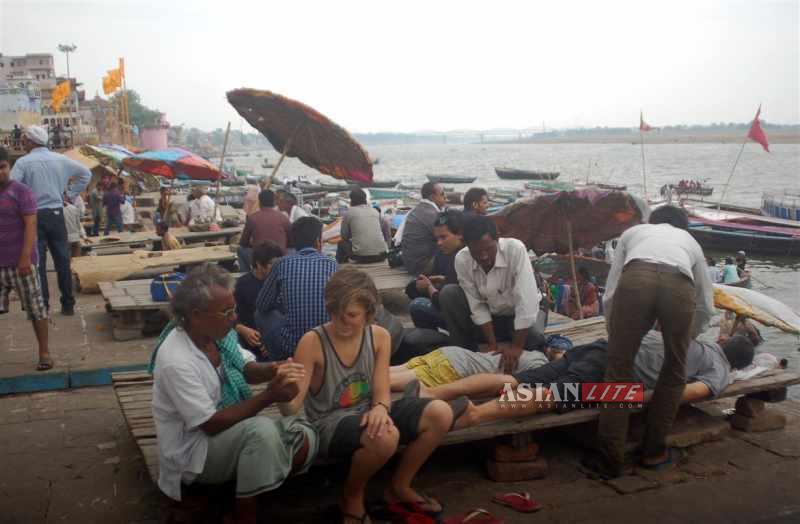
[{"xmin": 11, "ymin": 126, "xmax": 91, "ymax": 315}]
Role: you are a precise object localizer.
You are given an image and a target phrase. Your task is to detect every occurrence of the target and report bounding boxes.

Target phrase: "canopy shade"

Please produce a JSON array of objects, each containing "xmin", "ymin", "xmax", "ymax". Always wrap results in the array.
[{"xmin": 226, "ymin": 88, "xmax": 374, "ymax": 184}]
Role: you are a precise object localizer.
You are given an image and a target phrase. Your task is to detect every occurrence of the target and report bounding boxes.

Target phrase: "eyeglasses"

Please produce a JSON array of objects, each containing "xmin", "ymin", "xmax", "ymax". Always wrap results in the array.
[{"xmin": 213, "ymin": 306, "xmax": 237, "ymax": 320}]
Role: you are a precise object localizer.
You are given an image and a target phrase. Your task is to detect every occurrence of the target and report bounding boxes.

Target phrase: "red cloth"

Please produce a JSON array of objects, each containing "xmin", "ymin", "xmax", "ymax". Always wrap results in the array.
[
  {"xmin": 747, "ymin": 106, "xmax": 770, "ymax": 152},
  {"xmin": 640, "ymin": 111, "xmax": 653, "ymax": 132},
  {"xmin": 240, "ymin": 207, "xmax": 291, "ymax": 250}
]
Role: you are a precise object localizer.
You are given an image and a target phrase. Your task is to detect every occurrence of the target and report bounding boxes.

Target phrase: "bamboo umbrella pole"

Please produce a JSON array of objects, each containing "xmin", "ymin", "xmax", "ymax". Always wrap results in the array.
[
  {"xmin": 640, "ymin": 131, "xmax": 648, "ymax": 201},
  {"xmin": 213, "ymin": 122, "xmax": 231, "ymax": 223},
  {"xmin": 265, "ymin": 126, "xmax": 302, "ymax": 189},
  {"xmin": 567, "ymin": 221, "xmax": 583, "ymax": 319},
  {"xmin": 717, "ymin": 138, "xmax": 748, "ymax": 209}
]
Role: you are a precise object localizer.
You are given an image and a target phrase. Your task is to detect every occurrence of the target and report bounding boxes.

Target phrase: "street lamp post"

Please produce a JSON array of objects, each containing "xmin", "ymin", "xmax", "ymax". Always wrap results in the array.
[{"xmin": 57, "ymin": 44, "xmax": 78, "ymax": 144}]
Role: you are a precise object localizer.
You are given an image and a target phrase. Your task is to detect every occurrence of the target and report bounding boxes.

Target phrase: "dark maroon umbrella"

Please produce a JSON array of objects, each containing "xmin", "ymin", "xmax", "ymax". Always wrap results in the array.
[
  {"xmin": 491, "ymin": 189, "xmax": 646, "ymax": 254},
  {"xmin": 226, "ymin": 88, "xmax": 373, "ymax": 184},
  {"xmin": 491, "ymin": 189, "xmax": 647, "ymax": 317}
]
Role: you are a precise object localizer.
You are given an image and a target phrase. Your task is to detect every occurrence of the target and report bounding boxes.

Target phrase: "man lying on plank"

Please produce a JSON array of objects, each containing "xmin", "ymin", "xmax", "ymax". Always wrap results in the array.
[
  {"xmin": 388, "ymin": 335, "xmax": 566, "ymax": 392},
  {"xmin": 409, "ymin": 329, "xmax": 755, "ymax": 432},
  {"xmin": 150, "ymin": 265, "xmax": 318, "ymax": 524}
]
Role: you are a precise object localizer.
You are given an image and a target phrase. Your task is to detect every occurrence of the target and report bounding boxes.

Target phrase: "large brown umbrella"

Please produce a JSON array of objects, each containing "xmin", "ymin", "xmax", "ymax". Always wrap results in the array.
[
  {"xmin": 491, "ymin": 189, "xmax": 648, "ymax": 317},
  {"xmin": 226, "ymin": 88, "xmax": 374, "ymax": 185}
]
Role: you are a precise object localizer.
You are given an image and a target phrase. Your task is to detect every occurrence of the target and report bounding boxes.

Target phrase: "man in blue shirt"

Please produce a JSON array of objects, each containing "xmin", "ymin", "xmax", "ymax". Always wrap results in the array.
[
  {"xmin": 11, "ymin": 126, "xmax": 91, "ymax": 315},
  {"xmin": 255, "ymin": 217, "xmax": 338, "ymax": 360}
]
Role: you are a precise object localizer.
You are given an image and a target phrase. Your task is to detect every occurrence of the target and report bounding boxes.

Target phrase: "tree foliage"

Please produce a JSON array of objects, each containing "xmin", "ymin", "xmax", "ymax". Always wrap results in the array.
[{"xmin": 110, "ymin": 90, "xmax": 161, "ymax": 129}]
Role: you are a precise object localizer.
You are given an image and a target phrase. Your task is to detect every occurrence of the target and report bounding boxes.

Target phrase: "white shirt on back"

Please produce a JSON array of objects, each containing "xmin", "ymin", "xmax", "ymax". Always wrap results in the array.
[
  {"xmin": 188, "ymin": 194, "xmax": 221, "ymax": 225},
  {"xmin": 602, "ymin": 223, "xmax": 715, "ymax": 337},
  {"xmin": 151, "ymin": 328, "xmax": 255, "ymax": 500},
  {"xmin": 454, "ymin": 237, "xmax": 541, "ymax": 330}
]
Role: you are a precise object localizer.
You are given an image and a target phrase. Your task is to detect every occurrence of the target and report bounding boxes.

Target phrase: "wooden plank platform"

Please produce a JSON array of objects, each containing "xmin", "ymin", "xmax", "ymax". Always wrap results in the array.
[
  {"xmin": 73, "ymin": 245, "xmax": 238, "ymax": 293},
  {"xmin": 112, "ymin": 361, "xmax": 800, "ymax": 484},
  {"xmin": 98, "ymin": 262, "xmax": 410, "ymax": 341},
  {"xmin": 81, "ymin": 227, "xmax": 243, "ymax": 255}
]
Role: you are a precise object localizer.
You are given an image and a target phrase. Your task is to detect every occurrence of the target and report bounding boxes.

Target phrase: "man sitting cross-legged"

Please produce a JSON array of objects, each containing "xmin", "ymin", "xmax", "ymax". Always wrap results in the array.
[
  {"xmin": 151, "ymin": 265, "xmax": 318, "ymax": 524},
  {"xmin": 281, "ymin": 267, "xmax": 456, "ymax": 524},
  {"xmin": 418, "ymin": 330, "xmax": 755, "ymax": 432}
]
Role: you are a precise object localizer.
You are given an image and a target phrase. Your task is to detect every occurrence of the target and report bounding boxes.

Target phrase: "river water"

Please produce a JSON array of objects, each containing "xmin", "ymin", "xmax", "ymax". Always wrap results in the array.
[{"xmin": 237, "ymin": 142, "xmax": 800, "ymax": 395}]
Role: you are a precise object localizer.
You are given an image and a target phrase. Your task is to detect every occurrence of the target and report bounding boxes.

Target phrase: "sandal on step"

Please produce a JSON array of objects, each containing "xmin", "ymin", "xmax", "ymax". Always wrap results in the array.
[
  {"xmin": 491, "ymin": 491, "xmax": 541, "ymax": 513},
  {"xmin": 639, "ymin": 448, "xmax": 685, "ymax": 471},
  {"xmin": 380, "ymin": 493, "xmax": 442, "ymax": 523},
  {"xmin": 443, "ymin": 508, "xmax": 504, "ymax": 524},
  {"xmin": 36, "ymin": 357, "xmax": 54, "ymax": 371}
]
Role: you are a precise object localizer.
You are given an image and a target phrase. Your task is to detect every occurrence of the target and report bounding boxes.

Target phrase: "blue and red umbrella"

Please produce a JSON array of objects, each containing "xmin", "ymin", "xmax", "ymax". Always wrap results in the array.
[{"xmin": 122, "ymin": 148, "xmax": 222, "ymax": 181}]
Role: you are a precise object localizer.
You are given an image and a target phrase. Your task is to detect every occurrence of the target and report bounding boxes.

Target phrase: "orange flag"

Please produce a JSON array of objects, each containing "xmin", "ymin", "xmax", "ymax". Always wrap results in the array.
[{"xmin": 51, "ymin": 80, "xmax": 71, "ymax": 112}]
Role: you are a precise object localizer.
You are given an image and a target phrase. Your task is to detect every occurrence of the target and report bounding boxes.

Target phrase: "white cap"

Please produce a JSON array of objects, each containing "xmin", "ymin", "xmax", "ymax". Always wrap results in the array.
[{"xmin": 23, "ymin": 125, "xmax": 49, "ymax": 146}]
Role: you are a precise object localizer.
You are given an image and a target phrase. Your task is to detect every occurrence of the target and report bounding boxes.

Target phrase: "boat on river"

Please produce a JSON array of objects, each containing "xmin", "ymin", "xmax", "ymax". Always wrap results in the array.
[
  {"xmin": 762, "ymin": 191, "xmax": 800, "ymax": 222},
  {"xmin": 426, "ymin": 174, "xmax": 477, "ymax": 184},
  {"xmin": 495, "ymin": 167, "xmax": 560, "ymax": 180}
]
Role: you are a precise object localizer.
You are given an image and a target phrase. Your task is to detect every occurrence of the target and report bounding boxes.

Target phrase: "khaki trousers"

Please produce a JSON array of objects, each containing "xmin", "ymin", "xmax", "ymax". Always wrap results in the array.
[{"xmin": 597, "ymin": 261, "xmax": 695, "ymax": 466}]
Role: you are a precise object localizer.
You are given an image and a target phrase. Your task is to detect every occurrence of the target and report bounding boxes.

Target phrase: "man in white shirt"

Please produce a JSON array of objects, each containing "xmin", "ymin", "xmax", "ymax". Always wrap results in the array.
[
  {"xmin": 151, "ymin": 265, "xmax": 318, "ymax": 522},
  {"xmin": 587, "ymin": 205, "xmax": 715, "ymax": 479},
  {"xmin": 396, "ymin": 182, "xmax": 447, "ymax": 275},
  {"xmin": 439, "ymin": 215, "xmax": 546, "ymax": 375},
  {"xmin": 277, "ymin": 189, "xmax": 308, "ymax": 223},
  {"xmin": 186, "ymin": 187, "xmax": 221, "ymax": 226}
]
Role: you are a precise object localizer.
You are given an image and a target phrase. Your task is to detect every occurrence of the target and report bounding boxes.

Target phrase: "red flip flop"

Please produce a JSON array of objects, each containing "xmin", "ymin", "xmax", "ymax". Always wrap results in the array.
[
  {"xmin": 491, "ymin": 491, "xmax": 542, "ymax": 513},
  {"xmin": 443, "ymin": 508, "xmax": 504, "ymax": 524}
]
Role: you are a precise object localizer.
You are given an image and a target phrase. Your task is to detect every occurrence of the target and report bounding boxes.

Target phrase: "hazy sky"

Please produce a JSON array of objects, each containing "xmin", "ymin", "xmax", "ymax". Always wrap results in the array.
[{"xmin": 1, "ymin": 0, "xmax": 798, "ymax": 132}]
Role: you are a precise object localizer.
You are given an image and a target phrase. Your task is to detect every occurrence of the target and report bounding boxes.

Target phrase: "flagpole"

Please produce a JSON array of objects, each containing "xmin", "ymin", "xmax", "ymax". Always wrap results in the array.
[
  {"xmin": 640, "ymin": 131, "xmax": 647, "ymax": 201},
  {"xmin": 717, "ymin": 138, "xmax": 748, "ymax": 209}
]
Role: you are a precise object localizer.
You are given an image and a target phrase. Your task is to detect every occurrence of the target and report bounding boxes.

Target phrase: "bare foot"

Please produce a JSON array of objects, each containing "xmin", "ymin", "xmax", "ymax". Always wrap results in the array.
[{"xmin": 452, "ymin": 400, "xmax": 478, "ymax": 430}]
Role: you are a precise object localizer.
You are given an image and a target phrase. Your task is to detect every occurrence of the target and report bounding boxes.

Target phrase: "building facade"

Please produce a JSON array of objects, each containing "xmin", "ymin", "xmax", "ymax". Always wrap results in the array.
[{"xmin": 0, "ymin": 53, "xmax": 55, "ymax": 82}]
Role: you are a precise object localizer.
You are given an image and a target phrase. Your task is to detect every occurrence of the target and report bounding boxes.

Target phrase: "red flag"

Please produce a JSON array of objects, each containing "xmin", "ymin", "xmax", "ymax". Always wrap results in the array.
[
  {"xmin": 639, "ymin": 111, "xmax": 653, "ymax": 132},
  {"xmin": 747, "ymin": 105, "xmax": 770, "ymax": 152}
]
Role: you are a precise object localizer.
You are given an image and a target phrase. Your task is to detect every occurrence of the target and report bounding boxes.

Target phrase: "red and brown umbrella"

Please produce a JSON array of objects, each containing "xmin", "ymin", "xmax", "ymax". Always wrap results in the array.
[
  {"xmin": 226, "ymin": 88, "xmax": 374, "ymax": 185},
  {"xmin": 491, "ymin": 189, "xmax": 648, "ymax": 317}
]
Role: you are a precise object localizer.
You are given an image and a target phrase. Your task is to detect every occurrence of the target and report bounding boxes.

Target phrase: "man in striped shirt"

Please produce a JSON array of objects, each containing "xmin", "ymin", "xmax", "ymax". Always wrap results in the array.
[{"xmin": 255, "ymin": 217, "xmax": 337, "ymax": 361}]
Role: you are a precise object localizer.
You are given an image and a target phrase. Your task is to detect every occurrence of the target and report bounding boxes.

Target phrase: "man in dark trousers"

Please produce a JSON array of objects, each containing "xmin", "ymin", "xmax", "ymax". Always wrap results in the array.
[
  {"xmin": 585, "ymin": 205, "xmax": 715, "ymax": 478},
  {"xmin": 11, "ymin": 126, "xmax": 90, "ymax": 315}
]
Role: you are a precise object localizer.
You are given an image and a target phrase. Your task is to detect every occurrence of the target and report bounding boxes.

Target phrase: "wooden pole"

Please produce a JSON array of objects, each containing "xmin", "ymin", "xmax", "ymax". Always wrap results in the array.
[
  {"xmin": 640, "ymin": 131, "xmax": 648, "ymax": 200},
  {"xmin": 119, "ymin": 57, "xmax": 131, "ymax": 146},
  {"xmin": 265, "ymin": 129, "xmax": 299, "ymax": 190},
  {"xmin": 567, "ymin": 221, "xmax": 583, "ymax": 319},
  {"xmin": 717, "ymin": 138, "xmax": 748, "ymax": 209},
  {"xmin": 213, "ymin": 122, "xmax": 231, "ymax": 224}
]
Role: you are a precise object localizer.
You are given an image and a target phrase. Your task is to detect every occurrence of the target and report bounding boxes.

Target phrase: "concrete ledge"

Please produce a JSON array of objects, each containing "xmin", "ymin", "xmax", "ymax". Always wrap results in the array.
[{"xmin": 0, "ymin": 363, "xmax": 149, "ymax": 395}]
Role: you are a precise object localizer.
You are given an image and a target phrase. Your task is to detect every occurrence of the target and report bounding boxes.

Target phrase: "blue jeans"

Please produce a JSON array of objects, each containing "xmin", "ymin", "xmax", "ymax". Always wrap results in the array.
[
  {"xmin": 37, "ymin": 208, "xmax": 74, "ymax": 310},
  {"xmin": 409, "ymin": 297, "xmax": 446, "ymax": 330},
  {"xmin": 91, "ymin": 211, "xmax": 102, "ymax": 236},
  {"xmin": 105, "ymin": 213, "xmax": 123, "ymax": 235},
  {"xmin": 255, "ymin": 309, "xmax": 288, "ymax": 361},
  {"xmin": 237, "ymin": 246, "xmax": 252, "ymax": 273}
]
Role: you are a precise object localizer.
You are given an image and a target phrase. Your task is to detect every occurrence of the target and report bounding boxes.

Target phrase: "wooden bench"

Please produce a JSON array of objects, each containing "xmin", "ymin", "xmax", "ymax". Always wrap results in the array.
[
  {"xmin": 99, "ymin": 263, "xmax": 412, "ymax": 341},
  {"xmin": 111, "ymin": 368, "xmax": 800, "ymax": 484}
]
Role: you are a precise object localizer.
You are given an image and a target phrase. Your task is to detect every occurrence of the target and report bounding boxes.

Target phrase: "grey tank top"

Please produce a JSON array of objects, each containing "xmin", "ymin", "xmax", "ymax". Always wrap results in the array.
[{"xmin": 303, "ymin": 325, "xmax": 375, "ymax": 456}]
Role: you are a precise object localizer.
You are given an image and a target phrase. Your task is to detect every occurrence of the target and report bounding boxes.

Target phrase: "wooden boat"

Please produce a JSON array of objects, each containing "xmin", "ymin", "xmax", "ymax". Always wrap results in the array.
[
  {"xmin": 722, "ymin": 272, "xmax": 752, "ymax": 288},
  {"xmin": 495, "ymin": 167, "xmax": 560, "ymax": 180},
  {"xmin": 594, "ymin": 182, "xmax": 627, "ymax": 191},
  {"xmin": 664, "ymin": 183, "xmax": 713, "ymax": 196},
  {"xmin": 762, "ymin": 191, "xmax": 800, "ymax": 222},
  {"xmin": 524, "ymin": 180, "xmax": 575, "ymax": 192},
  {"xmin": 426, "ymin": 174, "xmax": 477, "ymax": 184},
  {"xmin": 688, "ymin": 225, "xmax": 800, "ymax": 256},
  {"xmin": 367, "ymin": 188, "xmax": 408, "ymax": 200},
  {"xmin": 357, "ymin": 179, "xmax": 400, "ymax": 188}
]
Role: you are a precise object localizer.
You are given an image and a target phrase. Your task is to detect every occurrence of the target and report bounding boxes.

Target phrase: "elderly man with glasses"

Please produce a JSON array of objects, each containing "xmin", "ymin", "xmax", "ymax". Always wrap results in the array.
[{"xmin": 150, "ymin": 264, "xmax": 318, "ymax": 524}]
